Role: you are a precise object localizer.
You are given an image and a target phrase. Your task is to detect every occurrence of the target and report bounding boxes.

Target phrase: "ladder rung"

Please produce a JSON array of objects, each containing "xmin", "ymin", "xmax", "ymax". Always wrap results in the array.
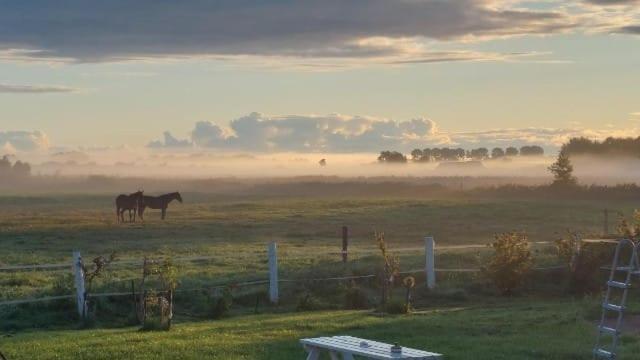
[
  {"xmin": 598, "ymin": 326, "xmax": 620, "ymax": 335},
  {"xmin": 614, "ymin": 266, "xmax": 632, "ymax": 271},
  {"xmin": 603, "ymin": 303, "xmax": 625, "ymax": 312},
  {"xmin": 593, "ymin": 348, "xmax": 616, "ymax": 359},
  {"xmin": 607, "ymin": 281, "xmax": 631, "ymax": 289}
]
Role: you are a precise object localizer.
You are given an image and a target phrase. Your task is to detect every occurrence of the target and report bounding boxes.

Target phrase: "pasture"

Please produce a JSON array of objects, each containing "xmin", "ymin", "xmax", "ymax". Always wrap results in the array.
[{"xmin": 1, "ymin": 191, "xmax": 639, "ymax": 358}]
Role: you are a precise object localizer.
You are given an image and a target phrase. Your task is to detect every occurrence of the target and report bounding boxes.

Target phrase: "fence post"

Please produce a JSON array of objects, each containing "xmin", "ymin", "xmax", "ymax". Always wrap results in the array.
[
  {"xmin": 425, "ymin": 236, "xmax": 436, "ymax": 289},
  {"xmin": 72, "ymin": 251, "xmax": 87, "ymax": 318},
  {"xmin": 342, "ymin": 226, "xmax": 349, "ymax": 263},
  {"xmin": 268, "ymin": 242, "xmax": 278, "ymax": 304}
]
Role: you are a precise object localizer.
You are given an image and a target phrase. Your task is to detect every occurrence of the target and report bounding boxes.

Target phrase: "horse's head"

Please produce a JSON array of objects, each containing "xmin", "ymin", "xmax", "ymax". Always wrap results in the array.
[
  {"xmin": 175, "ymin": 192, "xmax": 183, "ymax": 203},
  {"xmin": 132, "ymin": 190, "xmax": 144, "ymax": 199}
]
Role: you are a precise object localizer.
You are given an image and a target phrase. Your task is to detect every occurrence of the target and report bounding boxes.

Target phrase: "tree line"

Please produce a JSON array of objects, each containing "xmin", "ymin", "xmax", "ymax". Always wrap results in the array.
[
  {"xmin": 378, "ymin": 145, "xmax": 544, "ymax": 163},
  {"xmin": 561, "ymin": 136, "xmax": 640, "ymax": 157},
  {"xmin": 0, "ymin": 155, "xmax": 32, "ymax": 178}
]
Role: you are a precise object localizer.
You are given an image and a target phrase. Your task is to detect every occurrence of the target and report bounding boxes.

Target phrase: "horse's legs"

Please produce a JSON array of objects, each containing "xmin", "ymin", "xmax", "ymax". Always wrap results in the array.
[
  {"xmin": 161, "ymin": 207, "xmax": 166, "ymax": 220},
  {"xmin": 138, "ymin": 207, "xmax": 145, "ymax": 221},
  {"xmin": 116, "ymin": 206, "xmax": 120, "ymax": 222}
]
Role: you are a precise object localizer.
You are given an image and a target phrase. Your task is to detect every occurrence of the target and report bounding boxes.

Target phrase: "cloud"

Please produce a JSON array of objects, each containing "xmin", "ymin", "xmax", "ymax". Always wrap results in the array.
[
  {"xmin": 149, "ymin": 113, "xmax": 640, "ymax": 153},
  {"xmin": 0, "ymin": 83, "xmax": 76, "ymax": 94},
  {"xmin": 0, "ymin": 0, "xmax": 575, "ymax": 65},
  {"xmin": 583, "ymin": 0, "xmax": 640, "ymax": 5},
  {"xmin": 618, "ymin": 25, "xmax": 640, "ymax": 33},
  {"xmin": 0, "ymin": 131, "xmax": 50, "ymax": 152},
  {"xmin": 148, "ymin": 131, "xmax": 192, "ymax": 148}
]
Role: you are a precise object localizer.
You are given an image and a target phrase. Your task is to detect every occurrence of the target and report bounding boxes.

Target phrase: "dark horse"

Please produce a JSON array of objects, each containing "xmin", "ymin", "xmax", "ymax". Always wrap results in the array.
[
  {"xmin": 116, "ymin": 190, "xmax": 144, "ymax": 222},
  {"xmin": 138, "ymin": 192, "xmax": 182, "ymax": 220}
]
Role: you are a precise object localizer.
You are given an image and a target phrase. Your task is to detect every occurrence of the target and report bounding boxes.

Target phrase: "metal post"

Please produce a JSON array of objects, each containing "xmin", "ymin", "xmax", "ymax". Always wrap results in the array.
[
  {"xmin": 268, "ymin": 242, "xmax": 278, "ymax": 304},
  {"xmin": 72, "ymin": 251, "xmax": 87, "ymax": 318},
  {"xmin": 342, "ymin": 226, "xmax": 349, "ymax": 263},
  {"xmin": 425, "ymin": 236, "xmax": 436, "ymax": 289}
]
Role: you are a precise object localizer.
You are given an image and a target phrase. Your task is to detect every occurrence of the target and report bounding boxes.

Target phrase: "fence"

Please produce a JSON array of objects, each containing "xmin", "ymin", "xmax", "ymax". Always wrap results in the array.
[{"xmin": 0, "ymin": 232, "xmax": 590, "ymax": 317}]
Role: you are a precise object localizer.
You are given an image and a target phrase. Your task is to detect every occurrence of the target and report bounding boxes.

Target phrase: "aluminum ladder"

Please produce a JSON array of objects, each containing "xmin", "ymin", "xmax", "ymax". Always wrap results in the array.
[{"xmin": 593, "ymin": 239, "xmax": 639, "ymax": 359}]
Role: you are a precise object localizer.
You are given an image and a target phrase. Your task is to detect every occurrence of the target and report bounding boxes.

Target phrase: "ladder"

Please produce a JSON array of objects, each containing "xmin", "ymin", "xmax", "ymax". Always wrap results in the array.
[{"xmin": 593, "ymin": 239, "xmax": 639, "ymax": 359}]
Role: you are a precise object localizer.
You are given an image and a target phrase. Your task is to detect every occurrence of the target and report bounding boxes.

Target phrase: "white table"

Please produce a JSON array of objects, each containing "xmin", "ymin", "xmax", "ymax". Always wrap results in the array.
[{"xmin": 300, "ymin": 335, "xmax": 443, "ymax": 359}]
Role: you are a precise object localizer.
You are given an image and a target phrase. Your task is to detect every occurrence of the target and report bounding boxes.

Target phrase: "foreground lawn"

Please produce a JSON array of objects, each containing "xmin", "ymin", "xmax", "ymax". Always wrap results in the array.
[{"xmin": 2, "ymin": 299, "xmax": 638, "ymax": 359}]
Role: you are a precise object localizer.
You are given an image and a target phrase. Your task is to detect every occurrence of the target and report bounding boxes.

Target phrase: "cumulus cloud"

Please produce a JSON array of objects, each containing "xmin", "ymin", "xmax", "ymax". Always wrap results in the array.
[
  {"xmin": 148, "ymin": 113, "xmax": 640, "ymax": 153},
  {"xmin": 0, "ymin": 83, "xmax": 75, "ymax": 94},
  {"xmin": 0, "ymin": 131, "xmax": 50, "ymax": 152},
  {"xmin": 0, "ymin": 0, "xmax": 575, "ymax": 65},
  {"xmin": 182, "ymin": 113, "xmax": 448, "ymax": 152}
]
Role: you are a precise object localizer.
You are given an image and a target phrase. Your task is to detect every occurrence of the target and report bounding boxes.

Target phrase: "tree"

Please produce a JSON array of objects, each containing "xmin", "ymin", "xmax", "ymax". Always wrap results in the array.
[
  {"xmin": 378, "ymin": 151, "xmax": 407, "ymax": 163},
  {"xmin": 505, "ymin": 147, "xmax": 519, "ymax": 156},
  {"xmin": 491, "ymin": 147, "xmax": 505, "ymax": 159},
  {"xmin": 469, "ymin": 147, "xmax": 489, "ymax": 160},
  {"xmin": 12, "ymin": 160, "xmax": 31, "ymax": 177},
  {"xmin": 410, "ymin": 149, "xmax": 423, "ymax": 161},
  {"xmin": 548, "ymin": 151, "xmax": 577, "ymax": 187},
  {"xmin": 421, "ymin": 148, "xmax": 432, "ymax": 162},
  {"xmin": 520, "ymin": 145, "xmax": 544, "ymax": 156},
  {"xmin": 0, "ymin": 156, "xmax": 11, "ymax": 175}
]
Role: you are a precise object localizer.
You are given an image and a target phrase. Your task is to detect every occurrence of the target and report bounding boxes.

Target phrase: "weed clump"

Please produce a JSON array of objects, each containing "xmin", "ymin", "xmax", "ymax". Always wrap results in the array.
[{"xmin": 483, "ymin": 232, "xmax": 532, "ymax": 296}]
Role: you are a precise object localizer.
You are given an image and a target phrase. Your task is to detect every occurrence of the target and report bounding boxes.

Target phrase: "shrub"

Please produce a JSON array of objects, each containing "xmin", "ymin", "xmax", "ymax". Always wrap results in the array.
[
  {"xmin": 566, "ymin": 242, "xmax": 611, "ymax": 295},
  {"xmin": 344, "ymin": 286, "xmax": 369, "ymax": 310},
  {"xmin": 382, "ymin": 299, "xmax": 409, "ymax": 314},
  {"xmin": 375, "ymin": 232, "xmax": 399, "ymax": 307},
  {"xmin": 212, "ymin": 287, "xmax": 233, "ymax": 319},
  {"xmin": 483, "ymin": 232, "xmax": 533, "ymax": 296},
  {"xmin": 555, "ymin": 231, "xmax": 579, "ymax": 267},
  {"xmin": 296, "ymin": 293, "xmax": 324, "ymax": 311},
  {"xmin": 402, "ymin": 276, "xmax": 416, "ymax": 313}
]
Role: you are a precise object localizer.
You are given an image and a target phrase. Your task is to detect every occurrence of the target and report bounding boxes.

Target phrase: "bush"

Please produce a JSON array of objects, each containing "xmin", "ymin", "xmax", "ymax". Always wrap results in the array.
[
  {"xmin": 567, "ymin": 243, "xmax": 611, "ymax": 295},
  {"xmin": 212, "ymin": 287, "xmax": 233, "ymax": 319},
  {"xmin": 382, "ymin": 299, "xmax": 409, "ymax": 314},
  {"xmin": 296, "ymin": 293, "xmax": 325, "ymax": 311},
  {"xmin": 344, "ymin": 286, "xmax": 369, "ymax": 310},
  {"xmin": 483, "ymin": 232, "xmax": 533, "ymax": 296}
]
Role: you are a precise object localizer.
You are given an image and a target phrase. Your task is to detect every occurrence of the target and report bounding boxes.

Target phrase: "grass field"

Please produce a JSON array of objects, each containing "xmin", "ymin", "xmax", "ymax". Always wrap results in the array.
[
  {"xmin": 3, "ymin": 298, "xmax": 639, "ymax": 360},
  {"xmin": 1, "ymin": 191, "xmax": 639, "ymax": 358}
]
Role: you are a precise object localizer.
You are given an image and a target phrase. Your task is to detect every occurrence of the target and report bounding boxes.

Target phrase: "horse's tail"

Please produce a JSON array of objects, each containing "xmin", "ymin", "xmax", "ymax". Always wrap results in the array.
[{"xmin": 116, "ymin": 204, "xmax": 120, "ymax": 222}]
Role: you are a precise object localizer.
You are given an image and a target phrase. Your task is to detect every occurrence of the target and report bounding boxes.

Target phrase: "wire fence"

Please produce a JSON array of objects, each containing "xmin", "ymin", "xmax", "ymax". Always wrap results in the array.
[{"xmin": 0, "ymin": 236, "xmax": 595, "ymax": 309}]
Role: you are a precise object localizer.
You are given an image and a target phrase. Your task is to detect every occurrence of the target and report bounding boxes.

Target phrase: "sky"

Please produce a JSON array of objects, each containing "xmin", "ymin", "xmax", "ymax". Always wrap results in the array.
[{"xmin": 1, "ymin": 0, "xmax": 639, "ymax": 158}]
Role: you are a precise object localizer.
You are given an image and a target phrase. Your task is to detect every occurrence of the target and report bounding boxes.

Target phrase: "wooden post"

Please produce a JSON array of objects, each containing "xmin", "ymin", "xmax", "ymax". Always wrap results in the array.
[
  {"xmin": 72, "ymin": 251, "xmax": 87, "ymax": 318},
  {"xmin": 342, "ymin": 226, "xmax": 349, "ymax": 263},
  {"xmin": 604, "ymin": 209, "xmax": 609, "ymax": 236},
  {"xmin": 130, "ymin": 280, "xmax": 137, "ymax": 321},
  {"xmin": 425, "ymin": 236, "xmax": 436, "ymax": 289},
  {"xmin": 268, "ymin": 242, "xmax": 278, "ymax": 304}
]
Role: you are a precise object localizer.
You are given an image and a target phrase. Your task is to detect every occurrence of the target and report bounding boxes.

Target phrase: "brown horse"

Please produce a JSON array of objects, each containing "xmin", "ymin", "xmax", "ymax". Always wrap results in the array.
[
  {"xmin": 138, "ymin": 192, "xmax": 182, "ymax": 220},
  {"xmin": 116, "ymin": 190, "xmax": 144, "ymax": 222}
]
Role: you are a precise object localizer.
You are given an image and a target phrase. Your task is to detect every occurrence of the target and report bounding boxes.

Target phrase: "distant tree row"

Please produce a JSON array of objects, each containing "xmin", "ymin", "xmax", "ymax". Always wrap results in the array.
[
  {"xmin": 0, "ymin": 155, "xmax": 31, "ymax": 178},
  {"xmin": 561, "ymin": 137, "xmax": 640, "ymax": 157},
  {"xmin": 379, "ymin": 145, "xmax": 544, "ymax": 163}
]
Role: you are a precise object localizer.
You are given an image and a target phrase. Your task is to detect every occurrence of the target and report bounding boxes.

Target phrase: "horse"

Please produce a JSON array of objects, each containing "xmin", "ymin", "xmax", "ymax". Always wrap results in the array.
[
  {"xmin": 138, "ymin": 192, "xmax": 182, "ymax": 220},
  {"xmin": 115, "ymin": 190, "xmax": 144, "ymax": 223}
]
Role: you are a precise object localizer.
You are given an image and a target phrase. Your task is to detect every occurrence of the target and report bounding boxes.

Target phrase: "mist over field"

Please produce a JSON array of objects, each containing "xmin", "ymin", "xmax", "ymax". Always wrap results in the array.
[{"xmin": 24, "ymin": 149, "xmax": 553, "ymax": 178}]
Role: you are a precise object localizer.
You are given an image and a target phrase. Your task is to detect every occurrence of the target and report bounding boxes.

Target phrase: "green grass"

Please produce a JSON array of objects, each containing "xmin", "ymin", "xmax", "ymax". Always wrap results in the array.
[
  {"xmin": 0, "ymin": 195, "xmax": 635, "ymax": 308},
  {"xmin": 1, "ymin": 193, "xmax": 639, "ymax": 358},
  {"xmin": 1, "ymin": 298, "xmax": 638, "ymax": 359}
]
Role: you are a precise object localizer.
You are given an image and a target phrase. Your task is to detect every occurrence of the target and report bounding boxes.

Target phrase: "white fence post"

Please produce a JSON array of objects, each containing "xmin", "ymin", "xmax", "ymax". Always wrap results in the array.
[
  {"xmin": 72, "ymin": 251, "xmax": 87, "ymax": 318},
  {"xmin": 268, "ymin": 242, "xmax": 278, "ymax": 304},
  {"xmin": 425, "ymin": 236, "xmax": 436, "ymax": 289}
]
